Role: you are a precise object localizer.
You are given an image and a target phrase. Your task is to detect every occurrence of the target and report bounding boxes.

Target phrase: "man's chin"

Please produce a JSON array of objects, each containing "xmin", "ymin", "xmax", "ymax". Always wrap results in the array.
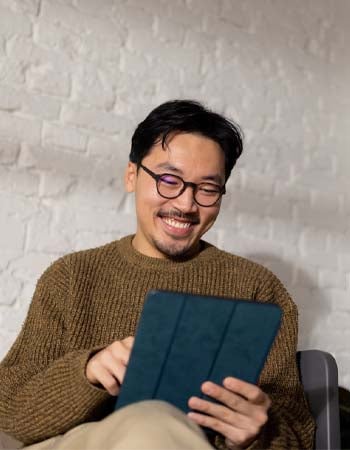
[{"xmin": 153, "ymin": 238, "xmax": 199, "ymax": 259}]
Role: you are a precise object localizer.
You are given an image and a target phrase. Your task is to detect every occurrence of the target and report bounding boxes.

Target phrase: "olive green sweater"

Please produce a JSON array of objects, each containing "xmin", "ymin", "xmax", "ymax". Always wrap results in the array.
[{"xmin": 0, "ymin": 236, "xmax": 315, "ymax": 448}]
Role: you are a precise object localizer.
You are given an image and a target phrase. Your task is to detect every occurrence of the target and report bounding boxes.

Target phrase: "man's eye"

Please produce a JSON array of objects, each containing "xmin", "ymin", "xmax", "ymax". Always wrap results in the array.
[
  {"xmin": 160, "ymin": 176, "xmax": 181, "ymax": 186},
  {"xmin": 199, "ymin": 185, "xmax": 220, "ymax": 195}
]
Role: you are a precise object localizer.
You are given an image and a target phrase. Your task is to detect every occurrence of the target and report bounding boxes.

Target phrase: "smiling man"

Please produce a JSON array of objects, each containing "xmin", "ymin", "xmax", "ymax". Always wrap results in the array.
[
  {"xmin": 0, "ymin": 100, "xmax": 314, "ymax": 450},
  {"xmin": 126, "ymin": 132, "xmax": 225, "ymax": 259}
]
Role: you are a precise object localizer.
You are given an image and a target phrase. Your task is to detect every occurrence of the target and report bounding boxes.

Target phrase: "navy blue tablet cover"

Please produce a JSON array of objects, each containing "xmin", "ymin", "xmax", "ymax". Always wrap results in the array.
[{"xmin": 115, "ymin": 290, "xmax": 282, "ymax": 413}]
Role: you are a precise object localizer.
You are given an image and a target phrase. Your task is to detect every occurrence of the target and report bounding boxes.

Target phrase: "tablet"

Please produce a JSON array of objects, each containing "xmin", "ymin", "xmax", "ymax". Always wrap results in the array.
[{"xmin": 115, "ymin": 290, "xmax": 282, "ymax": 413}]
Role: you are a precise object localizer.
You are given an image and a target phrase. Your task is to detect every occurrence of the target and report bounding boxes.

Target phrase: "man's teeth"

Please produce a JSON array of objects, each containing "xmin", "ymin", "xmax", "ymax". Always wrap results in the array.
[{"xmin": 163, "ymin": 217, "xmax": 192, "ymax": 229}]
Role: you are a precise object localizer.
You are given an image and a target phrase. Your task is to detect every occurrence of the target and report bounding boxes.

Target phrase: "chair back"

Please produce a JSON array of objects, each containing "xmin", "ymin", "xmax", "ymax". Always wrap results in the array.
[{"xmin": 297, "ymin": 350, "xmax": 341, "ymax": 450}]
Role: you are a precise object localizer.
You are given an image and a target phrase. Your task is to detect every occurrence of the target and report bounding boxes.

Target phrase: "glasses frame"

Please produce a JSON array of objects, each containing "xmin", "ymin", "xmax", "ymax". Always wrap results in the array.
[{"xmin": 139, "ymin": 163, "xmax": 226, "ymax": 207}]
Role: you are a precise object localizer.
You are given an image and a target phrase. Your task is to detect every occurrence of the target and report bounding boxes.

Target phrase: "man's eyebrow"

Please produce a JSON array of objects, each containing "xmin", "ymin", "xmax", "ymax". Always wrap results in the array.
[
  {"xmin": 202, "ymin": 174, "xmax": 223, "ymax": 184},
  {"xmin": 154, "ymin": 162, "xmax": 181, "ymax": 172},
  {"xmin": 154, "ymin": 163, "xmax": 224, "ymax": 185}
]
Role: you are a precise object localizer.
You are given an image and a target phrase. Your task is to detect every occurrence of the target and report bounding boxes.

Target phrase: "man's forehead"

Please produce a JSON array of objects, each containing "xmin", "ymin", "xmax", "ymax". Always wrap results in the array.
[{"xmin": 150, "ymin": 133, "xmax": 224, "ymax": 158}]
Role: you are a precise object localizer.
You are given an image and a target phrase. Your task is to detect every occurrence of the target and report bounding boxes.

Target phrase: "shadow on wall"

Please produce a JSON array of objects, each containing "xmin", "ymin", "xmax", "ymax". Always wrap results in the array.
[
  {"xmin": 237, "ymin": 253, "xmax": 331, "ymax": 350},
  {"xmin": 215, "ymin": 141, "xmax": 349, "ymax": 348}
]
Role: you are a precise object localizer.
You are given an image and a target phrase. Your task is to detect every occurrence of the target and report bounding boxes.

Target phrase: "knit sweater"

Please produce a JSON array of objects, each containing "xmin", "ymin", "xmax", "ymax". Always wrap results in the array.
[{"xmin": 0, "ymin": 235, "xmax": 315, "ymax": 448}]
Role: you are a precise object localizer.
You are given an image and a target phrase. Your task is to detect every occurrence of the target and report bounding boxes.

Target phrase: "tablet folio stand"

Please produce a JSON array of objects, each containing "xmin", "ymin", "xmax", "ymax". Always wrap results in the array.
[{"xmin": 115, "ymin": 290, "xmax": 282, "ymax": 413}]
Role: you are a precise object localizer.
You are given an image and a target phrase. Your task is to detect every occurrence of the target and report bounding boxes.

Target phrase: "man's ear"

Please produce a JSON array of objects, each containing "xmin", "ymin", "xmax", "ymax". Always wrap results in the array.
[{"xmin": 124, "ymin": 162, "xmax": 137, "ymax": 192}]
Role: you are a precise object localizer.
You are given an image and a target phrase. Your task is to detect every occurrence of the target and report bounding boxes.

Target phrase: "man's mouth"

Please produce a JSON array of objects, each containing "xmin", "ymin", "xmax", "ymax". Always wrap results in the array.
[
  {"xmin": 162, "ymin": 217, "xmax": 192, "ymax": 229},
  {"xmin": 157, "ymin": 211, "xmax": 199, "ymax": 234}
]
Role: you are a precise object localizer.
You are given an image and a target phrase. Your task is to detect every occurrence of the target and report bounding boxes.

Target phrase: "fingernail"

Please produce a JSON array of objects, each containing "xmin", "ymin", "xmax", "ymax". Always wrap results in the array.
[
  {"xmin": 202, "ymin": 383, "xmax": 212, "ymax": 394},
  {"xmin": 189, "ymin": 397, "xmax": 198, "ymax": 406}
]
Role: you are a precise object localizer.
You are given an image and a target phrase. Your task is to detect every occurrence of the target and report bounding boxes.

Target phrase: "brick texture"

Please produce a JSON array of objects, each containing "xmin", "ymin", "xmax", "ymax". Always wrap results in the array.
[{"xmin": 0, "ymin": 0, "xmax": 349, "ymax": 389}]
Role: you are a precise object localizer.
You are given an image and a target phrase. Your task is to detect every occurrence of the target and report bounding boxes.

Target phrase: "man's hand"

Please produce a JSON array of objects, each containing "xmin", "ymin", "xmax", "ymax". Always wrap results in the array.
[
  {"xmin": 187, "ymin": 377, "xmax": 271, "ymax": 449},
  {"xmin": 85, "ymin": 336, "xmax": 134, "ymax": 396}
]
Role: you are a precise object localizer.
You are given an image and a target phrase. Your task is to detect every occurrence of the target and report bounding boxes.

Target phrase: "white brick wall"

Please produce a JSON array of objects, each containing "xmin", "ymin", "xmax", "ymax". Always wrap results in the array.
[{"xmin": 0, "ymin": 0, "xmax": 349, "ymax": 388}]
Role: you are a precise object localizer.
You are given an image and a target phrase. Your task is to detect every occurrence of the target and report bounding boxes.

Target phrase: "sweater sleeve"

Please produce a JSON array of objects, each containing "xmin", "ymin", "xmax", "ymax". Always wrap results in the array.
[
  {"xmin": 0, "ymin": 257, "xmax": 112, "ymax": 445},
  {"xmin": 215, "ymin": 272, "xmax": 315, "ymax": 450}
]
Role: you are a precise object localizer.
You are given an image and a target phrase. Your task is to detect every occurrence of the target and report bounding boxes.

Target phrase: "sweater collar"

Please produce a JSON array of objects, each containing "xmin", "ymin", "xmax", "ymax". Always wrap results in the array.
[{"xmin": 116, "ymin": 235, "xmax": 217, "ymax": 271}]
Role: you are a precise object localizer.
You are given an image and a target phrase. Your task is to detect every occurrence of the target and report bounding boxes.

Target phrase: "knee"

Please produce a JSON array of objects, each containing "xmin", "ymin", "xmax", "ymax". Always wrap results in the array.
[
  {"xmin": 112, "ymin": 400, "xmax": 202, "ymax": 434},
  {"xmin": 116, "ymin": 400, "xmax": 182, "ymax": 421}
]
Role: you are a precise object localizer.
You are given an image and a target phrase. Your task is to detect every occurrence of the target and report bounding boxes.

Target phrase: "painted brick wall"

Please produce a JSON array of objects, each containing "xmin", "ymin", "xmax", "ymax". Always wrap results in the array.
[{"xmin": 0, "ymin": 0, "xmax": 349, "ymax": 387}]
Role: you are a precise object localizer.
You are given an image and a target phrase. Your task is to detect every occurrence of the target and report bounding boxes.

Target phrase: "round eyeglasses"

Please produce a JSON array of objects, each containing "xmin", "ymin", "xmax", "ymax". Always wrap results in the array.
[{"xmin": 139, "ymin": 164, "xmax": 225, "ymax": 207}]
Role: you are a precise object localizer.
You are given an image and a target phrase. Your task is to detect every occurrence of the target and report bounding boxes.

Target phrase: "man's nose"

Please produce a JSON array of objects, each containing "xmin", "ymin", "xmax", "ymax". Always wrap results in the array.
[{"xmin": 171, "ymin": 185, "xmax": 197, "ymax": 212}]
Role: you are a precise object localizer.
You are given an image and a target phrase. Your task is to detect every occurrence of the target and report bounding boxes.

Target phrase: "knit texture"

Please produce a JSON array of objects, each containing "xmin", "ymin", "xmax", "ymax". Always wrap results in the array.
[{"xmin": 0, "ymin": 235, "xmax": 315, "ymax": 448}]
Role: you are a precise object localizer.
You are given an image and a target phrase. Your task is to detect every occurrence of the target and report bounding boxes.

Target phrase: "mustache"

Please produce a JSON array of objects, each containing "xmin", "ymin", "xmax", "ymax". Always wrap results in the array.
[{"xmin": 157, "ymin": 209, "xmax": 200, "ymax": 224}]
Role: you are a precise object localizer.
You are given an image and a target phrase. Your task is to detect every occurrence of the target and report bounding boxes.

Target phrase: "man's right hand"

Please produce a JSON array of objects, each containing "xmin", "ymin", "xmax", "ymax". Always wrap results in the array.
[{"xmin": 85, "ymin": 336, "xmax": 134, "ymax": 396}]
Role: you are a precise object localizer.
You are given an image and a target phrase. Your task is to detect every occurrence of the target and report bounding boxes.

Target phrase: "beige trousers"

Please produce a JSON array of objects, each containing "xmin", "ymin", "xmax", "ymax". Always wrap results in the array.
[{"xmin": 13, "ymin": 401, "xmax": 214, "ymax": 450}]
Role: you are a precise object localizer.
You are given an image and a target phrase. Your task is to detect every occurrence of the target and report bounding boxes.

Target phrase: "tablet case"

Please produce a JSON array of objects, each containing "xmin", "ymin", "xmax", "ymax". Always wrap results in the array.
[{"xmin": 115, "ymin": 290, "xmax": 282, "ymax": 413}]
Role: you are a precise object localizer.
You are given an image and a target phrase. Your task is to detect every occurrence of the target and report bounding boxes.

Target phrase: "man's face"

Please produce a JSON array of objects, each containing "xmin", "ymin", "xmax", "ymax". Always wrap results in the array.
[{"xmin": 125, "ymin": 132, "xmax": 226, "ymax": 259}]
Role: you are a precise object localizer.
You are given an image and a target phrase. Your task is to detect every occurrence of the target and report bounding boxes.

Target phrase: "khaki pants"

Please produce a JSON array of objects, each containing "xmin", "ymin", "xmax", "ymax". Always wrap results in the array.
[{"xmin": 2, "ymin": 401, "xmax": 214, "ymax": 450}]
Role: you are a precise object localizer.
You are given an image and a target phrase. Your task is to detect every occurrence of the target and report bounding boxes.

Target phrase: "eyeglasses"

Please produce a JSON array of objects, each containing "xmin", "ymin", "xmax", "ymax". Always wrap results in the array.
[{"xmin": 139, "ymin": 164, "xmax": 225, "ymax": 207}]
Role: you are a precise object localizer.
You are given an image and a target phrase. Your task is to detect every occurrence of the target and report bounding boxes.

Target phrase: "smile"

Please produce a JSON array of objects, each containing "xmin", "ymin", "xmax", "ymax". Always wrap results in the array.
[{"xmin": 162, "ymin": 217, "xmax": 192, "ymax": 229}]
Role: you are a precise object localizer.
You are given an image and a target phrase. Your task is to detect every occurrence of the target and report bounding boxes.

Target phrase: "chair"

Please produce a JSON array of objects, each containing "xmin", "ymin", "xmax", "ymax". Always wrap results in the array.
[{"xmin": 297, "ymin": 350, "xmax": 341, "ymax": 450}]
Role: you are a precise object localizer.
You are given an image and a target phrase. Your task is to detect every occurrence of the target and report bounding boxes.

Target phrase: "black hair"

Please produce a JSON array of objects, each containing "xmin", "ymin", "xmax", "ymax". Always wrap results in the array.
[{"xmin": 129, "ymin": 100, "xmax": 243, "ymax": 181}]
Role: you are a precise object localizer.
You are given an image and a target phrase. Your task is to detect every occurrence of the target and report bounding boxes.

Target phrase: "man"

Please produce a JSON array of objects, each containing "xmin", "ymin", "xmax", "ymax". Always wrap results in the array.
[{"xmin": 0, "ymin": 100, "xmax": 315, "ymax": 449}]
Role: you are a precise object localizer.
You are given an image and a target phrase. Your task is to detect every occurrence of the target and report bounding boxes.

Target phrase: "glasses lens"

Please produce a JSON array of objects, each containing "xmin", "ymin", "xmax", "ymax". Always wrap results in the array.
[
  {"xmin": 195, "ymin": 184, "xmax": 221, "ymax": 206},
  {"xmin": 158, "ymin": 175, "xmax": 183, "ymax": 198}
]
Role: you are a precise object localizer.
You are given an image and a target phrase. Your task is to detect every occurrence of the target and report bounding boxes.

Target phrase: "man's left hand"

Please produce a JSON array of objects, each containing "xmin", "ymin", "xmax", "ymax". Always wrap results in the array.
[{"xmin": 188, "ymin": 377, "xmax": 271, "ymax": 449}]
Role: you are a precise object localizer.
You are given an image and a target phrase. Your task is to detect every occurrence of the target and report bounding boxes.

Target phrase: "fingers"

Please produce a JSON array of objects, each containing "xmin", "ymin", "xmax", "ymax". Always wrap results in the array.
[
  {"xmin": 188, "ymin": 409, "xmax": 261, "ymax": 449},
  {"xmin": 223, "ymin": 377, "xmax": 271, "ymax": 408},
  {"xmin": 188, "ymin": 396, "xmax": 252, "ymax": 430},
  {"xmin": 93, "ymin": 366, "xmax": 122, "ymax": 396},
  {"xmin": 90, "ymin": 347, "xmax": 128, "ymax": 393},
  {"xmin": 109, "ymin": 337, "xmax": 134, "ymax": 367},
  {"xmin": 201, "ymin": 379, "xmax": 271, "ymax": 415},
  {"xmin": 119, "ymin": 336, "xmax": 135, "ymax": 350},
  {"xmin": 198, "ymin": 381, "xmax": 267, "ymax": 419},
  {"xmin": 187, "ymin": 380, "xmax": 270, "ymax": 448},
  {"xmin": 85, "ymin": 336, "xmax": 134, "ymax": 395}
]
